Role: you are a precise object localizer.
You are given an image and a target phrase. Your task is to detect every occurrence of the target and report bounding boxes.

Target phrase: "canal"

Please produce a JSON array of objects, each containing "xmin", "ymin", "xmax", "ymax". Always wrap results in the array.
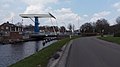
[{"xmin": 0, "ymin": 40, "xmax": 57, "ymax": 67}]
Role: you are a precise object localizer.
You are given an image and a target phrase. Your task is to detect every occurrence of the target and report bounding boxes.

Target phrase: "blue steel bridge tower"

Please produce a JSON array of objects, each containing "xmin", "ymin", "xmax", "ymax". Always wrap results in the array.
[{"xmin": 20, "ymin": 13, "xmax": 56, "ymax": 33}]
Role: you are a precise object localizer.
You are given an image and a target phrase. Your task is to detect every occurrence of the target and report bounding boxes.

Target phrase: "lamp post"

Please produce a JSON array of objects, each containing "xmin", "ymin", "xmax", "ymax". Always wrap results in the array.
[{"xmin": 76, "ymin": 15, "xmax": 80, "ymax": 33}]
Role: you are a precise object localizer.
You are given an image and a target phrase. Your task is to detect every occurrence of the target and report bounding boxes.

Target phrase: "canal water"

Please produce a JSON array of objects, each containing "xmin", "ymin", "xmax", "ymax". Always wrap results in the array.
[{"xmin": 0, "ymin": 40, "xmax": 57, "ymax": 67}]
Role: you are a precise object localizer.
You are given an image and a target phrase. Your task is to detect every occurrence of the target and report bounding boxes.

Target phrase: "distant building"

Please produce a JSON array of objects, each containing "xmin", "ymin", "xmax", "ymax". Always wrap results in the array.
[
  {"xmin": 23, "ymin": 24, "xmax": 34, "ymax": 33},
  {"xmin": 23, "ymin": 25, "xmax": 59, "ymax": 33},
  {"xmin": 44, "ymin": 26, "xmax": 59, "ymax": 32},
  {"xmin": 0, "ymin": 21, "xmax": 23, "ymax": 42},
  {"xmin": 60, "ymin": 26, "xmax": 66, "ymax": 34},
  {"xmin": 74, "ymin": 30, "xmax": 80, "ymax": 35},
  {"xmin": 0, "ymin": 21, "xmax": 23, "ymax": 35}
]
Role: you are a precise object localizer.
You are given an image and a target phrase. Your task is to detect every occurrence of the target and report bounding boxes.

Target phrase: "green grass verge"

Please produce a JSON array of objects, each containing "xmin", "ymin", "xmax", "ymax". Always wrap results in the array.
[
  {"xmin": 9, "ymin": 36, "xmax": 79, "ymax": 67},
  {"xmin": 98, "ymin": 36, "xmax": 120, "ymax": 44}
]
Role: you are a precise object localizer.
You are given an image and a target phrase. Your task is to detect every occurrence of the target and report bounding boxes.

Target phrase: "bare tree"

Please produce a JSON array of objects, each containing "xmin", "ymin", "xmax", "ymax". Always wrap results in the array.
[
  {"xmin": 15, "ymin": 22, "xmax": 23, "ymax": 27},
  {"xmin": 114, "ymin": 16, "xmax": 120, "ymax": 33},
  {"xmin": 67, "ymin": 23, "xmax": 72, "ymax": 32},
  {"xmin": 116, "ymin": 16, "xmax": 120, "ymax": 24},
  {"xmin": 60, "ymin": 26, "xmax": 66, "ymax": 34},
  {"xmin": 80, "ymin": 23, "xmax": 93, "ymax": 33},
  {"xmin": 96, "ymin": 18, "xmax": 109, "ymax": 34},
  {"xmin": 72, "ymin": 24, "xmax": 75, "ymax": 33}
]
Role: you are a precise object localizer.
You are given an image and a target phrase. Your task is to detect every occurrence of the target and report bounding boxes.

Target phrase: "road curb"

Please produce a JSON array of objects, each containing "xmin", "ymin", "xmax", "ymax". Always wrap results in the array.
[
  {"xmin": 47, "ymin": 40, "xmax": 73, "ymax": 67},
  {"xmin": 55, "ymin": 40, "xmax": 73, "ymax": 67}
]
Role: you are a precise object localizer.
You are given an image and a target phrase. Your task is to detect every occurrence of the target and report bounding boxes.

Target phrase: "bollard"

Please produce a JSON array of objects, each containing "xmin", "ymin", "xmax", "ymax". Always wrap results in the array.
[
  {"xmin": 43, "ymin": 42, "xmax": 45, "ymax": 46},
  {"xmin": 69, "ymin": 35, "xmax": 71, "ymax": 39}
]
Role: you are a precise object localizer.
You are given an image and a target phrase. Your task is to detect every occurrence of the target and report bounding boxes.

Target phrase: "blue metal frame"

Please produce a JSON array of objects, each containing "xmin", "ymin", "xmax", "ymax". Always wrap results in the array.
[{"xmin": 34, "ymin": 17, "xmax": 39, "ymax": 33}]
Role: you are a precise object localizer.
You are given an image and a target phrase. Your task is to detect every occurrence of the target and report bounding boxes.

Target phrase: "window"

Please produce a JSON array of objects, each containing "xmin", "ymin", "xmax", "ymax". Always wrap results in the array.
[{"xmin": 6, "ymin": 27, "xmax": 9, "ymax": 29}]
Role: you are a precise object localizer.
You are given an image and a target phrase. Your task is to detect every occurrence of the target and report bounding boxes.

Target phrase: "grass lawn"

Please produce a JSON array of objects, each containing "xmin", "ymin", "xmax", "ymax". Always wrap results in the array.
[
  {"xmin": 98, "ymin": 36, "xmax": 120, "ymax": 44},
  {"xmin": 9, "ymin": 36, "xmax": 79, "ymax": 67}
]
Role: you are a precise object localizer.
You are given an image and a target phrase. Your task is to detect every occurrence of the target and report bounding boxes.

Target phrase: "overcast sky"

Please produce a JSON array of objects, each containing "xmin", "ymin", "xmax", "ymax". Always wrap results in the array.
[{"xmin": 0, "ymin": 0, "xmax": 120, "ymax": 29}]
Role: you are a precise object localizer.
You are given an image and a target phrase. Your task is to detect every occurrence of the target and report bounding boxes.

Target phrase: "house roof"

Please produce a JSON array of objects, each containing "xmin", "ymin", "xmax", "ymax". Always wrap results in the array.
[{"xmin": 0, "ymin": 22, "xmax": 22, "ymax": 28}]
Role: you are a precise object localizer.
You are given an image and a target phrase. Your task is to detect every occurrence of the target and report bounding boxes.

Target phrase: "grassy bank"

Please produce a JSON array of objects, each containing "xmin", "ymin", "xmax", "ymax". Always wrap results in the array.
[
  {"xmin": 9, "ymin": 36, "xmax": 79, "ymax": 67},
  {"xmin": 98, "ymin": 36, "xmax": 120, "ymax": 44}
]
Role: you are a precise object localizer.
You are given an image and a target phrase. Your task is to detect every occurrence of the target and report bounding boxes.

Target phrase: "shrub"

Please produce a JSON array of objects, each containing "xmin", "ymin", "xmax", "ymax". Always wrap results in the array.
[
  {"xmin": 81, "ymin": 33, "xmax": 97, "ymax": 37},
  {"xmin": 114, "ymin": 32, "xmax": 120, "ymax": 37}
]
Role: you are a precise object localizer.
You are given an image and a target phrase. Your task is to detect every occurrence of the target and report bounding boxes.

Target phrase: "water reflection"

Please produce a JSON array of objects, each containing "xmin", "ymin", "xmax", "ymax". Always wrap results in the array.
[
  {"xmin": 35, "ymin": 41, "xmax": 39, "ymax": 52},
  {"xmin": 0, "ymin": 40, "xmax": 57, "ymax": 67}
]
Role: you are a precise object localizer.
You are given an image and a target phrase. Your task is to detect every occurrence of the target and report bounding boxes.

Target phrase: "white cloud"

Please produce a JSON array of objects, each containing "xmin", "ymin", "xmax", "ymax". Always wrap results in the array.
[
  {"xmin": 3, "ymin": 3, "xmax": 10, "ymax": 8},
  {"xmin": 1, "ymin": 0, "xmax": 14, "ymax": 3},
  {"xmin": 22, "ymin": 0, "xmax": 58, "ymax": 14},
  {"xmin": 21, "ymin": 0, "xmax": 82, "ymax": 29},
  {"xmin": 41, "ymin": 8, "xmax": 82, "ymax": 29},
  {"xmin": 83, "ymin": 14, "xmax": 88, "ymax": 17},
  {"xmin": 90, "ymin": 11, "xmax": 111, "ymax": 22},
  {"xmin": 3, "ymin": 12, "xmax": 15, "ymax": 22},
  {"xmin": 23, "ymin": 0, "xmax": 58, "ymax": 6},
  {"xmin": 93, "ymin": 11, "xmax": 110, "ymax": 17},
  {"xmin": 0, "ymin": 0, "xmax": 24, "ymax": 24},
  {"xmin": 64, "ymin": 0, "xmax": 71, "ymax": 3},
  {"xmin": 53, "ymin": 8, "xmax": 82, "ymax": 27},
  {"xmin": 24, "ymin": 5, "xmax": 45, "ymax": 14},
  {"xmin": 113, "ymin": 2, "xmax": 120, "ymax": 12},
  {"xmin": 54, "ymin": 8, "xmax": 79, "ymax": 21},
  {"xmin": 113, "ymin": 2, "xmax": 120, "ymax": 7}
]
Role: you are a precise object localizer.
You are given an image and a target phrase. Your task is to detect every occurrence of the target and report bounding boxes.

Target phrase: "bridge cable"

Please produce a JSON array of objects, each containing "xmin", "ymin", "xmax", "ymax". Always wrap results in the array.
[
  {"xmin": 55, "ymin": 19, "xmax": 60, "ymax": 34},
  {"xmin": 50, "ymin": 18, "xmax": 57, "ymax": 35}
]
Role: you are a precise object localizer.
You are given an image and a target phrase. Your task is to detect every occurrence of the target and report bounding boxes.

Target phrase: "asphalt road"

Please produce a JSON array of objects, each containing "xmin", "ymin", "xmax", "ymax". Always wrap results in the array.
[{"xmin": 66, "ymin": 37, "xmax": 120, "ymax": 67}]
